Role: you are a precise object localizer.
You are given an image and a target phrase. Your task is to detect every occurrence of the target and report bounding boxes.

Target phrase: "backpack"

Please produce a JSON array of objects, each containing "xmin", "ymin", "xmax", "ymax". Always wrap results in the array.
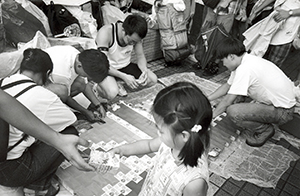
[
  {"xmin": 43, "ymin": 1, "xmax": 81, "ymax": 37},
  {"xmin": 164, "ymin": 47, "xmax": 191, "ymax": 66},
  {"xmin": 0, "ymin": 79, "xmax": 37, "ymax": 162},
  {"xmin": 156, "ymin": 4, "xmax": 191, "ymax": 65},
  {"xmin": 195, "ymin": 25, "xmax": 229, "ymax": 70},
  {"xmin": 1, "ymin": 0, "xmax": 47, "ymax": 47}
]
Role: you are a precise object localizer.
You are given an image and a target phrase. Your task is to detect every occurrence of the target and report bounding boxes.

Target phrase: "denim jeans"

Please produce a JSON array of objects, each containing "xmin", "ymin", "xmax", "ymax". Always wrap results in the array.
[
  {"xmin": 0, "ymin": 126, "xmax": 77, "ymax": 191},
  {"xmin": 227, "ymin": 102, "xmax": 294, "ymax": 134}
]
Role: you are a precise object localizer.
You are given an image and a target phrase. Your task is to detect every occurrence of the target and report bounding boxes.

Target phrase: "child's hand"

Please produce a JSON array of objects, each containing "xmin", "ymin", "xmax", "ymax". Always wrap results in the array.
[{"xmin": 109, "ymin": 147, "xmax": 123, "ymax": 157}]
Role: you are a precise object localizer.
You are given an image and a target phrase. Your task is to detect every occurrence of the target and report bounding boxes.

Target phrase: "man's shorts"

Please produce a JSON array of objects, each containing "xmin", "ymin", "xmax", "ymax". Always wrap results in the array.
[{"xmin": 118, "ymin": 63, "xmax": 142, "ymax": 79}]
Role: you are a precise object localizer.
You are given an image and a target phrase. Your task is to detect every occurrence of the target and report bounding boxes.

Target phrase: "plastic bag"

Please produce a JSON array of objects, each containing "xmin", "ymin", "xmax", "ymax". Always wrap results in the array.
[
  {"xmin": 2, "ymin": 0, "xmax": 47, "ymax": 47},
  {"xmin": 65, "ymin": 5, "xmax": 97, "ymax": 39},
  {"xmin": 15, "ymin": 0, "xmax": 52, "ymax": 36},
  {"xmin": 47, "ymin": 36, "xmax": 97, "ymax": 50},
  {"xmin": 101, "ymin": 2, "xmax": 127, "ymax": 24},
  {"xmin": 0, "ymin": 31, "xmax": 51, "ymax": 79}
]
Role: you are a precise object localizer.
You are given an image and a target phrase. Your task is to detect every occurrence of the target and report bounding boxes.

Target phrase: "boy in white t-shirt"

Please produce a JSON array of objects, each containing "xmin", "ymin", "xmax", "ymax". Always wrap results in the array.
[
  {"xmin": 45, "ymin": 45, "xmax": 110, "ymax": 122},
  {"xmin": 208, "ymin": 37, "xmax": 296, "ymax": 147}
]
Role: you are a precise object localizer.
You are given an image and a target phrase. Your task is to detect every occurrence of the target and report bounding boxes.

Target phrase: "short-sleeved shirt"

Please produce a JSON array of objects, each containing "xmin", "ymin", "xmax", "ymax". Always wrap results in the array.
[
  {"xmin": 270, "ymin": 0, "xmax": 300, "ymax": 45},
  {"xmin": 139, "ymin": 143, "xmax": 209, "ymax": 196},
  {"xmin": 228, "ymin": 53, "xmax": 296, "ymax": 108},
  {"xmin": 3, "ymin": 74, "xmax": 76, "ymax": 160},
  {"xmin": 44, "ymin": 45, "xmax": 79, "ymax": 93}
]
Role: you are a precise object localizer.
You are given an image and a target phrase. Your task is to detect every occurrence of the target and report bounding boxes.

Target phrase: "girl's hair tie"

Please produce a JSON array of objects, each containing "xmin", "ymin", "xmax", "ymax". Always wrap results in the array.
[{"xmin": 191, "ymin": 125, "xmax": 202, "ymax": 133}]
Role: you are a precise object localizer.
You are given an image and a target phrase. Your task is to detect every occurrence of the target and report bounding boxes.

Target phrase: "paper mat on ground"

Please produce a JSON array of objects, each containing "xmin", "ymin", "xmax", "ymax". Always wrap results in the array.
[
  {"xmin": 273, "ymin": 126, "xmax": 300, "ymax": 149},
  {"xmin": 114, "ymin": 72, "xmax": 221, "ymax": 105},
  {"xmin": 158, "ymin": 72, "xmax": 222, "ymax": 106},
  {"xmin": 158, "ymin": 72, "xmax": 221, "ymax": 96},
  {"xmin": 209, "ymin": 136, "xmax": 299, "ymax": 188},
  {"xmin": 114, "ymin": 83, "xmax": 165, "ymax": 105}
]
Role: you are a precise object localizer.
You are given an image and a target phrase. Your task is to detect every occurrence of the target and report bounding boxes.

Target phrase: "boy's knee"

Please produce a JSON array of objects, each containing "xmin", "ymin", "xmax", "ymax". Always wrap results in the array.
[
  {"xmin": 226, "ymin": 105, "xmax": 240, "ymax": 123},
  {"xmin": 105, "ymin": 86, "xmax": 119, "ymax": 100},
  {"xmin": 147, "ymin": 71, "xmax": 158, "ymax": 86},
  {"xmin": 95, "ymin": 84, "xmax": 118, "ymax": 101}
]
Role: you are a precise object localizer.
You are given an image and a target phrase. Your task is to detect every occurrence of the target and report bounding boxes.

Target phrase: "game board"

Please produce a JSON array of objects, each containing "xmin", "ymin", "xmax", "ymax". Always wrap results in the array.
[
  {"xmin": 56, "ymin": 112, "xmax": 156, "ymax": 196},
  {"xmin": 56, "ymin": 99, "xmax": 241, "ymax": 196}
]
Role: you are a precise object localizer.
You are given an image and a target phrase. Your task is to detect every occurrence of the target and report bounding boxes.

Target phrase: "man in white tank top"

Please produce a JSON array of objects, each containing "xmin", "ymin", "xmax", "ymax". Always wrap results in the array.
[{"xmin": 95, "ymin": 14, "xmax": 157, "ymax": 100}]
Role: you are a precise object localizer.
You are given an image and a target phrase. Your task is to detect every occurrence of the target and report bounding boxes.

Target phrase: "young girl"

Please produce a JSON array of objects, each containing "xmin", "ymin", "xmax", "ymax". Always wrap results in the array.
[{"xmin": 111, "ymin": 81, "xmax": 212, "ymax": 196}]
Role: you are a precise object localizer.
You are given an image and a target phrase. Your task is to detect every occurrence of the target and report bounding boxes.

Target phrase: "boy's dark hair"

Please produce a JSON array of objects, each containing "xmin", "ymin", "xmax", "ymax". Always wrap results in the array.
[
  {"xmin": 122, "ymin": 14, "xmax": 148, "ymax": 39},
  {"xmin": 215, "ymin": 37, "xmax": 246, "ymax": 59},
  {"xmin": 153, "ymin": 82, "xmax": 212, "ymax": 167},
  {"xmin": 78, "ymin": 49, "xmax": 109, "ymax": 83},
  {"xmin": 20, "ymin": 48, "xmax": 53, "ymax": 84}
]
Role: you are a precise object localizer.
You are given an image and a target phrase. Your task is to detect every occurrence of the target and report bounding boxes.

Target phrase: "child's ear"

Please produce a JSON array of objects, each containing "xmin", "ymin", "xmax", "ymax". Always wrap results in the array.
[
  {"xmin": 75, "ymin": 55, "xmax": 82, "ymax": 68},
  {"xmin": 181, "ymin": 131, "xmax": 190, "ymax": 142}
]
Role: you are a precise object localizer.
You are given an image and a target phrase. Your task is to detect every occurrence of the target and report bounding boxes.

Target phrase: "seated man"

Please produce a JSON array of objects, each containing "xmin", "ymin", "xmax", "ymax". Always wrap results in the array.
[
  {"xmin": 44, "ymin": 45, "xmax": 109, "ymax": 122},
  {"xmin": 0, "ymin": 48, "xmax": 91, "ymax": 196},
  {"xmin": 95, "ymin": 14, "xmax": 157, "ymax": 99},
  {"xmin": 208, "ymin": 37, "xmax": 296, "ymax": 147}
]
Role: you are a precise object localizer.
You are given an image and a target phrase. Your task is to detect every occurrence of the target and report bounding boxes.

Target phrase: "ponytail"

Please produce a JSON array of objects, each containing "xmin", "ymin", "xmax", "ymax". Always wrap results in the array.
[{"xmin": 153, "ymin": 82, "xmax": 212, "ymax": 167}]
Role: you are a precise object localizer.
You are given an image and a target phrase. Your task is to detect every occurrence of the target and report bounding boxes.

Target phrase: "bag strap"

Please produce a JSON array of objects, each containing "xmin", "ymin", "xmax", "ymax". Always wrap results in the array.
[
  {"xmin": 14, "ymin": 84, "xmax": 37, "ymax": 98},
  {"xmin": 0, "ymin": 79, "xmax": 34, "ymax": 90},
  {"xmin": 0, "ymin": 78, "xmax": 38, "ymax": 154},
  {"xmin": 7, "ymin": 134, "xmax": 29, "ymax": 152}
]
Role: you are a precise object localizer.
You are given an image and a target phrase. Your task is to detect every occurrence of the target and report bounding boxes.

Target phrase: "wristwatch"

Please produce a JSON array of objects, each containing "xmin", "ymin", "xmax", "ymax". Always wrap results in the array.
[{"xmin": 289, "ymin": 10, "xmax": 294, "ymax": 16}]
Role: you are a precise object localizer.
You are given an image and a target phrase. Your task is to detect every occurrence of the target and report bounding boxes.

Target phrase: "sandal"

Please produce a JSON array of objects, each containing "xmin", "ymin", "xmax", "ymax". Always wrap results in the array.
[{"xmin": 246, "ymin": 127, "xmax": 275, "ymax": 147}]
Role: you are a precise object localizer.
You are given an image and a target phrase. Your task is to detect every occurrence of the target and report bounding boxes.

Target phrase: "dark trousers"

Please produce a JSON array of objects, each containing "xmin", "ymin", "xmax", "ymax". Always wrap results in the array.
[
  {"xmin": 188, "ymin": 3, "xmax": 205, "ymax": 45},
  {"xmin": 0, "ymin": 126, "xmax": 78, "ymax": 191}
]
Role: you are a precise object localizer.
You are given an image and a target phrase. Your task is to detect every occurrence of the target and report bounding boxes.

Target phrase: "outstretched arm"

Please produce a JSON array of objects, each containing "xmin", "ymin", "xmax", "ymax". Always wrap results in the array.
[
  {"xmin": 0, "ymin": 89, "xmax": 94, "ymax": 171},
  {"xmin": 208, "ymin": 82, "xmax": 231, "ymax": 101},
  {"xmin": 111, "ymin": 137, "xmax": 162, "ymax": 157},
  {"xmin": 213, "ymin": 94, "xmax": 237, "ymax": 118}
]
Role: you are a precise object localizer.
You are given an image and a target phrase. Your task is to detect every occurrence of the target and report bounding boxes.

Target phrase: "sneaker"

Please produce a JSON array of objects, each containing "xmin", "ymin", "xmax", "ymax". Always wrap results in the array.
[
  {"xmin": 246, "ymin": 126, "xmax": 275, "ymax": 147},
  {"xmin": 117, "ymin": 82, "xmax": 127, "ymax": 97},
  {"xmin": 203, "ymin": 62, "xmax": 219, "ymax": 76}
]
